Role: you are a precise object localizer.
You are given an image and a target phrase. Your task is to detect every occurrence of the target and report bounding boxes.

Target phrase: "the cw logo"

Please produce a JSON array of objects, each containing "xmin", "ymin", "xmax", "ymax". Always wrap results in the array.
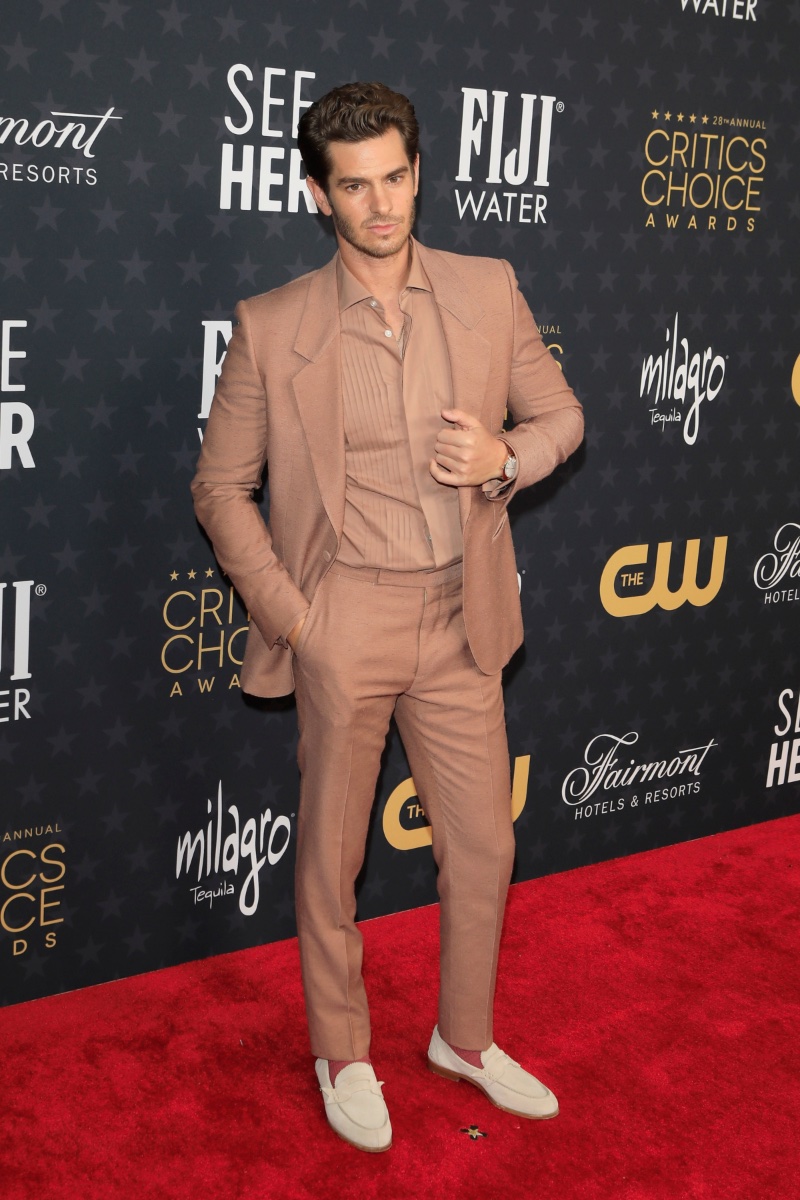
[
  {"xmin": 382, "ymin": 756, "xmax": 530, "ymax": 851},
  {"xmin": 600, "ymin": 537, "xmax": 728, "ymax": 618}
]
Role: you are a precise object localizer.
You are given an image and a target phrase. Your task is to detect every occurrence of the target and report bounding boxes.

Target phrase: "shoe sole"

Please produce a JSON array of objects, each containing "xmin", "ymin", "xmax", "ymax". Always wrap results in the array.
[
  {"xmin": 427, "ymin": 1058, "xmax": 559, "ymax": 1120},
  {"xmin": 331, "ymin": 1126, "xmax": 392, "ymax": 1153}
]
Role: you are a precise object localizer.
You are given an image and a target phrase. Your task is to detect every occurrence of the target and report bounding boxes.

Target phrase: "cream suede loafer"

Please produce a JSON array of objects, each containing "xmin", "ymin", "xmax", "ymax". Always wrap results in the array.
[
  {"xmin": 315, "ymin": 1060, "xmax": 392, "ymax": 1152},
  {"xmin": 427, "ymin": 1025, "xmax": 559, "ymax": 1120}
]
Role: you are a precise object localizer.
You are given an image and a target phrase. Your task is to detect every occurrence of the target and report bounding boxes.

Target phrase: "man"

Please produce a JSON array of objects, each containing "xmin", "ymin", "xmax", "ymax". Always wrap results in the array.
[{"xmin": 192, "ymin": 81, "xmax": 583, "ymax": 1153}]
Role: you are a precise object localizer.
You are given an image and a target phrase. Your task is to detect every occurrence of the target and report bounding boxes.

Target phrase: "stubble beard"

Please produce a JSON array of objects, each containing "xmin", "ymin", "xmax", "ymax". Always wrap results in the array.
[{"xmin": 329, "ymin": 197, "xmax": 417, "ymax": 261}]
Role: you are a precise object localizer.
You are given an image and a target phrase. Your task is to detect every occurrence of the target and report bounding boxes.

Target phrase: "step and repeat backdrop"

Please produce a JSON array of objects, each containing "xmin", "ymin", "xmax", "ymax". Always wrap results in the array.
[{"xmin": 2, "ymin": 0, "xmax": 799, "ymax": 1007}]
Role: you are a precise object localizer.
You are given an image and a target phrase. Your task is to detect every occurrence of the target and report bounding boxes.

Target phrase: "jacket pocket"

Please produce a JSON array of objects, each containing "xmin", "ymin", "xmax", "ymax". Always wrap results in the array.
[{"xmin": 293, "ymin": 570, "xmax": 330, "ymax": 656}]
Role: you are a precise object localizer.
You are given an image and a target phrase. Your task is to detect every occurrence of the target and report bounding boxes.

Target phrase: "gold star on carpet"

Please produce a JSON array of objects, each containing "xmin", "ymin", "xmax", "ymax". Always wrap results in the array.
[{"xmin": 460, "ymin": 1124, "xmax": 488, "ymax": 1140}]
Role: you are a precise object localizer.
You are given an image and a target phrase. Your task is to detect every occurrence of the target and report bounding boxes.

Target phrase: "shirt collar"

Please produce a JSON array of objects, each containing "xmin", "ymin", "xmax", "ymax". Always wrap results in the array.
[{"xmin": 336, "ymin": 238, "xmax": 432, "ymax": 312}]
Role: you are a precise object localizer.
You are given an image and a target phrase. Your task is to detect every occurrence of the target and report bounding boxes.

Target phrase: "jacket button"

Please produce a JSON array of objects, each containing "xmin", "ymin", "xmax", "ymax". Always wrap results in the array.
[{"xmin": 323, "ymin": 550, "xmax": 332, "ymax": 562}]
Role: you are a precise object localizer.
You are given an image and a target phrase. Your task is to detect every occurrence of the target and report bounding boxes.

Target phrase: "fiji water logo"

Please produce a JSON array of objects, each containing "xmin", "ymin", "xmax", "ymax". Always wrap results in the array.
[{"xmin": 679, "ymin": 0, "xmax": 757, "ymax": 19}]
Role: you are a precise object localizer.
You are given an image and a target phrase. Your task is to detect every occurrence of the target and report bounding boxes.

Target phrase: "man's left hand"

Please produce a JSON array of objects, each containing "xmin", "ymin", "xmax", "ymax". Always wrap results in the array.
[{"xmin": 430, "ymin": 408, "xmax": 508, "ymax": 487}]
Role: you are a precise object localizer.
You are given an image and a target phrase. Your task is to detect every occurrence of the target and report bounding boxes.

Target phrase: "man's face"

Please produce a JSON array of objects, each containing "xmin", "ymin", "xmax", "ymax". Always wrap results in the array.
[{"xmin": 307, "ymin": 128, "xmax": 419, "ymax": 262}]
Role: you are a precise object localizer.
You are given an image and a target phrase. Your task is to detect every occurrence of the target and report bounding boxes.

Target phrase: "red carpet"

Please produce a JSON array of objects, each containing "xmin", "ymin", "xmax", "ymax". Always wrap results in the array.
[{"xmin": 3, "ymin": 815, "xmax": 799, "ymax": 1200}]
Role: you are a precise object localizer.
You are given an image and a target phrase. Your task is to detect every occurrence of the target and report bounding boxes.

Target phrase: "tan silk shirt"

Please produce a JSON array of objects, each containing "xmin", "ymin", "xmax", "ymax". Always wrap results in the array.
[{"xmin": 336, "ymin": 248, "xmax": 463, "ymax": 570}]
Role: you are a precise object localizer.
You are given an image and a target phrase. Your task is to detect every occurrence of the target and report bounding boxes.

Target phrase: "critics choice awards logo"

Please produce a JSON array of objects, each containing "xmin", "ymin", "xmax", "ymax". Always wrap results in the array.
[
  {"xmin": 2, "ymin": 825, "xmax": 66, "ymax": 960},
  {"xmin": 161, "ymin": 569, "xmax": 248, "ymax": 697},
  {"xmin": 563, "ymin": 732, "xmax": 718, "ymax": 821},
  {"xmin": 454, "ymin": 87, "xmax": 564, "ymax": 226},
  {"xmin": 641, "ymin": 109, "xmax": 766, "ymax": 235},
  {"xmin": 0, "ymin": 105, "xmax": 120, "ymax": 187},
  {"xmin": 176, "ymin": 781, "xmax": 292, "ymax": 915},
  {"xmin": 539, "ymin": 323, "xmax": 565, "ymax": 368},
  {"xmin": 600, "ymin": 537, "xmax": 728, "ymax": 618},
  {"xmin": 753, "ymin": 524, "xmax": 800, "ymax": 606}
]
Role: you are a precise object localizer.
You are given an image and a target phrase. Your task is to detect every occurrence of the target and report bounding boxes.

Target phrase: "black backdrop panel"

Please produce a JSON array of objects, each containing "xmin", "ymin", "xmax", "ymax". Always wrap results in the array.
[{"xmin": 2, "ymin": 0, "xmax": 799, "ymax": 1006}]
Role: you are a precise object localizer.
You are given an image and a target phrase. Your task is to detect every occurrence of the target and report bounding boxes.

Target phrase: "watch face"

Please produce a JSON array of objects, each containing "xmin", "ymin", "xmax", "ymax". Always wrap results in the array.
[{"xmin": 504, "ymin": 455, "xmax": 518, "ymax": 479}]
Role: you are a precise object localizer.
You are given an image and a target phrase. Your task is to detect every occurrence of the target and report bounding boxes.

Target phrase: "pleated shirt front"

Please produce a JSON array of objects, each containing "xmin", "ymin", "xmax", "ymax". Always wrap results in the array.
[{"xmin": 336, "ymin": 248, "xmax": 463, "ymax": 571}]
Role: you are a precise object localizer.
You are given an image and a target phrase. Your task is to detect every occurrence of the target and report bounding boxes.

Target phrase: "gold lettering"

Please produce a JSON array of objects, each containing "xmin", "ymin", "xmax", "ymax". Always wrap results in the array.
[
  {"xmin": 39, "ymin": 843, "xmax": 66, "ymax": 885},
  {"xmin": 39, "ymin": 884, "xmax": 64, "ymax": 927},
  {"xmin": 199, "ymin": 588, "xmax": 224, "ymax": 627},
  {"xmin": 161, "ymin": 633, "xmax": 194, "ymax": 674},
  {"xmin": 644, "ymin": 129, "xmax": 669, "ymax": 167},
  {"xmin": 162, "ymin": 590, "xmax": 195, "ymax": 632},
  {"xmin": 1, "ymin": 848, "xmax": 36, "ymax": 890},
  {"xmin": 382, "ymin": 757, "xmax": 531, "ymax": 851},
  {"xmin": 227, "ymin": 626, "xmax": 249, "ymax": 666},
  {"xmin": 601, "ymin": 539, "xmax": 728, "ymax": 617},
  {"xmin": 1, "ymin": 892, "xmax": 36, "ymax": 933}
]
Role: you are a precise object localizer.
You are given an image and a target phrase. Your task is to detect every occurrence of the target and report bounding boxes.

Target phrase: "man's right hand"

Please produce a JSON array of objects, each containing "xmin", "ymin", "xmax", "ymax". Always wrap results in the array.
[{"xmin": 287, "ymin": 615, "xmax": 307, "ymax": 651}]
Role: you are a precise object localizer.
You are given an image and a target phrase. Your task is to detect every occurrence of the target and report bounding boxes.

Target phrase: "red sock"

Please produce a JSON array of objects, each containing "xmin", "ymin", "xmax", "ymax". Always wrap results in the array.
[
  {"xmin": 327, "ymin": 1055, "xmax": 371, "ymax": 1086},
  {"xmin": 446, "ymin": 1042, "xmax": 485, "ymax": 1069}
]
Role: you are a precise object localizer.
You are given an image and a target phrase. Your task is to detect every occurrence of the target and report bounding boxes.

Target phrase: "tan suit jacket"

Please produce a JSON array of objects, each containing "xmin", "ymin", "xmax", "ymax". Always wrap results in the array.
[{"xmin": 191, "ymin": 241, "xmax": 584, "ymax": 697}]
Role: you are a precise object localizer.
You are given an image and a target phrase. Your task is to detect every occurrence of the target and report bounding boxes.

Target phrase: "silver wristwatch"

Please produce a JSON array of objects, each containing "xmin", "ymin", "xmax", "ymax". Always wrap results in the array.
[{"xmin": 500, "ymin": 449, "xmax": 518, "ymax": 482}]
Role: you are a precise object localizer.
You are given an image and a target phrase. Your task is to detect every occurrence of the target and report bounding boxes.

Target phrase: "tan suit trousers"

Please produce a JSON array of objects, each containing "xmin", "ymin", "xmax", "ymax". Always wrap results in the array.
[{"xmin": 292, "ymin": 560, "xmax": 516, "ymax": 1061}]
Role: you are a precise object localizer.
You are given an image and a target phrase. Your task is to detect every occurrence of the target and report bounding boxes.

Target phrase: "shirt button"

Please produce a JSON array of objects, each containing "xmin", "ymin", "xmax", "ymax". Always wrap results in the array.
[{"xmin": 384, "ymin": 329, "xmax": 392, "ymax": 337}]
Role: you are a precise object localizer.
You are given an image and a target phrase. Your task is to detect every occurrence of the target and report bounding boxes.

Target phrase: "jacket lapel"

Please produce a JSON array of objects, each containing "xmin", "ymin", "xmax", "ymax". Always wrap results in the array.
[
  {"xmin": 416, "ymin": 243, "xmax": 492, "ymax": 525},
  {"xmin": 291, "ymin": 257, "xmax": 346, "ymax": 536}
]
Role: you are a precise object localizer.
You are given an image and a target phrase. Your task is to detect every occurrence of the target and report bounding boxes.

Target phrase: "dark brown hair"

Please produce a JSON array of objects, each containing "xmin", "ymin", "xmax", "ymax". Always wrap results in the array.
[{"xmin": 297, "ymin": 81, "xmax": 419, "ymax": 190}]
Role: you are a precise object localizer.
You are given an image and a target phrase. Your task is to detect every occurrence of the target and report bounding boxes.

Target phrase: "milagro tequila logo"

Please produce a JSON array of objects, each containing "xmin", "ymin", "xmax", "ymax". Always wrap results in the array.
[
  {"xmin": 562, "ymin": 731, "xmax": 717, "ymax": 820},
  {"xmin": 754, "ymin": 524, "xmax": 800, "ymax": 605},
  {"xmin": 176, "ymin": 782, "xmax": 292, "ymax": 914},
  {"xmin": 640, "ymin": 314, "xmax": 725, "ymax": 444}
]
